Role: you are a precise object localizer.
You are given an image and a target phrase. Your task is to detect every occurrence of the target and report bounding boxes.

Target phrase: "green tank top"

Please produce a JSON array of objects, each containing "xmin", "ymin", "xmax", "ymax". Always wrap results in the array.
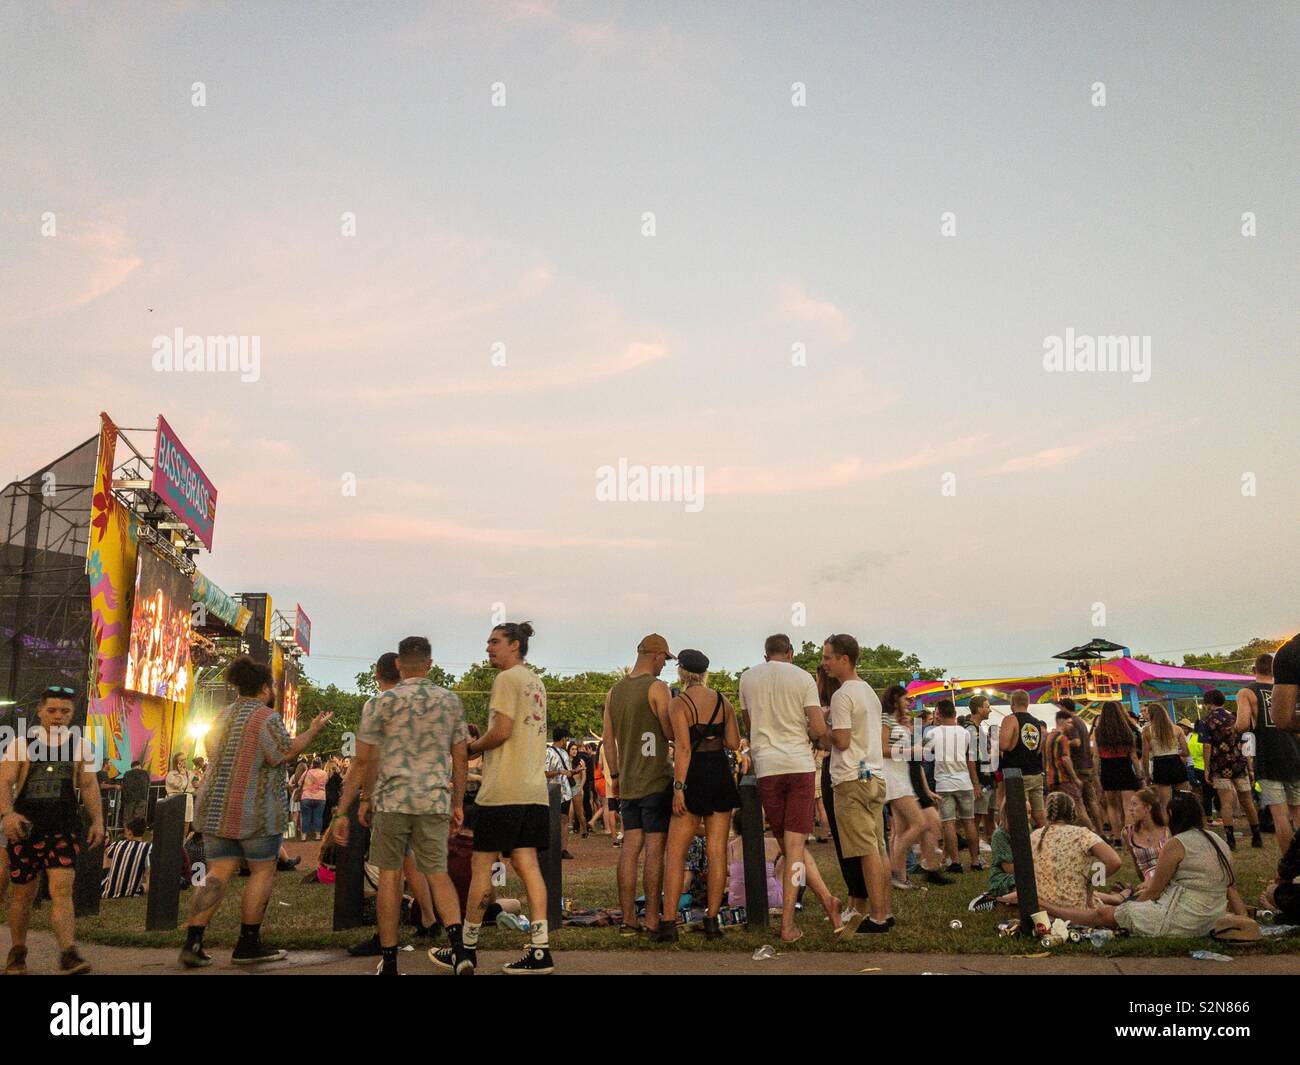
[
  {"xmin": 1187, "ymin": 731, "xmax": 1204, "ymax": 771},
  {"xmin": 608, "ymin": 674, "xmax": 671, "ymax": 800}
]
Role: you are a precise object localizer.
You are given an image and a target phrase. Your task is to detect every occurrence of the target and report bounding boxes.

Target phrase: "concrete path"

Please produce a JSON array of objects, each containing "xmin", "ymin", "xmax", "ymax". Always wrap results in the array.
[{"xmin": 11, "ymin": 930, "xmax": 1299, "ymax": 975}]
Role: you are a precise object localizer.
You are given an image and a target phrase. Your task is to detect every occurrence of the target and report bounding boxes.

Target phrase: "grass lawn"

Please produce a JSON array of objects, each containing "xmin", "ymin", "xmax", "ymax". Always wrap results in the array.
[{"xmin": 44, "ymin": 826, "xmax": 1299, "ymax": 959}]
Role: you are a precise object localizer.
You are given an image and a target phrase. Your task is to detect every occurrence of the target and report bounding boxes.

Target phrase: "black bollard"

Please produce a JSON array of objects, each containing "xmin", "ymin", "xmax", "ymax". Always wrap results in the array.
[
  {"xmin": 1001, "ymin": 768, "xmax": 1041, "ymax": 937},
  {"xmin": 331, "ymin": 800, "xmax": 369, "ymax": 931},
  {"xmin": 145, "ymin": 794, "xmax": 185, "ymax": 929},
  {"xmin": 738, "ymin": 775, "xmax": 769, "ymax": 932},
  {"xmin": 73, "ymin": 838, "xmax": 104, "ymax": 919},
  {"xmin": 544, "ymin": 781, "xmax": 563, "ymax": 928}
]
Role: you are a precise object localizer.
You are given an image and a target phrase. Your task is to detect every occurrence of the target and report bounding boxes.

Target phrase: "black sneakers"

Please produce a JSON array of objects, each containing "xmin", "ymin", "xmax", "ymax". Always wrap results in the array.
[
  {"xmin": 58, "ymin": 948, "xmax": 91, "ymax": 975},
  {"xmin": 428, "ymin": 945, "xmax": 476, "ymax": 975},
  {"xmin": 923, "ymin": 867, "xmax": 955, "ymax": 885},
  {"xmin": 967, "ymin": 892, "xmax": 997, "ymax": 913},
  {"xmin": 177, "ymin": 942, "xmax": 213, "ymax": 969},
  {"xmin": 347, "ymin": 933, "xmax": 382, "ymax": 957},
  {"xmin": 703, "ymin": 915, "xmax": 723, "ymax": 941},
  {"xmin": 231, "ymin": 939, "xmax": 286, "ymax": 965},
  {"xmin": 503, "ymin": 946, "xmax": 554, "ymax": 974},
  {"xmin": 945, "ymin": 862, "xmax": 964, "ymax": 874},
  {"xmin": 653, "ymin": 923, "xmax": 678, "ymax": 944},
  {"xmin": 855, "ymin": 918, "xmax": 891, "ymax": 934}
]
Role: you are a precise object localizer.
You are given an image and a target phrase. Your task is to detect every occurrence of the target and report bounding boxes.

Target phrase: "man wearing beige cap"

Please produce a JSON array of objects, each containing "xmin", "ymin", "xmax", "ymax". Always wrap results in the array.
[{"xmin": 603, "ymin": 634, "xmax": 675, "ymax": 935}]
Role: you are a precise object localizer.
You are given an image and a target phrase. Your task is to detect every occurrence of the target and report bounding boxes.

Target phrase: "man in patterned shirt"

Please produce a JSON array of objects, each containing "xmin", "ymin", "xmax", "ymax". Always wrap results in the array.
[
  {"xmin": 179, "ymin": 657, "xmax": 332, "ymax": 968},
  {"xmin": 1202, "ymin": 688, "xmax": 1261, "ymax": 850},
  {"xmin": 336, "ymin": 635, "xmax": 470, "ymax": 976}
]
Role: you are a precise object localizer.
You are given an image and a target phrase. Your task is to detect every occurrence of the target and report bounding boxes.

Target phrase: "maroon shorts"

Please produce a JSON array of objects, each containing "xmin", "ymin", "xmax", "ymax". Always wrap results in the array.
[{"xmin": 757, "ymin": 772, "xmax": 816, "ymax": 836}]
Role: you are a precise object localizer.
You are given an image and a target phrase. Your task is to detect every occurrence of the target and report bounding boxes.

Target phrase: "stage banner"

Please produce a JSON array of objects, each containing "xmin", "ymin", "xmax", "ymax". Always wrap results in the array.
[
  {"xmin": 193, "ymin": 569, "xmax": 249, "ymax": 633},
  {"xmin": 294, "ymin": 604, "xmax": 312, "ymax": 655},
  {"xmin": 152, "ymin": 415, "xmax": 217, "ymax": 550},
  {"xmin": 86, "ymin": 413, "xmax": 186, "ymax": 781}
]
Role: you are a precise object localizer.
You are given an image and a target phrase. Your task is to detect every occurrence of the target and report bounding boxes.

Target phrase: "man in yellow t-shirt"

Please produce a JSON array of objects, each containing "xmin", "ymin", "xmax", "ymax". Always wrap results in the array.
[{"xmin": 434, "ymin": 621, "xmax": 555, "ymax": 975}]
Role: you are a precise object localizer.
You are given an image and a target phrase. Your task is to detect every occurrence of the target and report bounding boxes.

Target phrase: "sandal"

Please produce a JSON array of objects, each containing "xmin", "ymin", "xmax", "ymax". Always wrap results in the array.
[{"xmin": 4, "ymin": 946, "xmax": 27, "ymax": 976}]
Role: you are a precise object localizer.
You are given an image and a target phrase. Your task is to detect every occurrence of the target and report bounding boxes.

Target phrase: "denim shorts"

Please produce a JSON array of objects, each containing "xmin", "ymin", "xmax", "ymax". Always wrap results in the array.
[{"xmin": 205, "ymin": 833, "xmax": 283, "ymax": 863}]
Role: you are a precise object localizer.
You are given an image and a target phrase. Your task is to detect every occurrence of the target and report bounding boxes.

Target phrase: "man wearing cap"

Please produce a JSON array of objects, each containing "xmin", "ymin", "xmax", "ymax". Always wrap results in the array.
[
  {"xmin": 738, "ymin": 634, "xmax": 832, "ymax": 942},
  {"xmin": 603, "ymin": 634, "xmax": 675, "ymax": 935}
]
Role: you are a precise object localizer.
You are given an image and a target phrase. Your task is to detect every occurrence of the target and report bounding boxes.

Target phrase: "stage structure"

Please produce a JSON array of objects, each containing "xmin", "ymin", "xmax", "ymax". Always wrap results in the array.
[
  {"xmin": 0, "ymin": 435, "xmax": 98, "ymax": 717},
  {"xmin": 6, "ymin": 412, "xmax": 315, "ymax": 783},
  {"xmin": 905, "ymin": 639, "xmax": 1254, "ymax": 723}
]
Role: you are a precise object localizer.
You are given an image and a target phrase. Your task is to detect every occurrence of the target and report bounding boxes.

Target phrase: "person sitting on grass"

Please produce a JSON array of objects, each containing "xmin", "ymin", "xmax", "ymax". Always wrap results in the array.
[
  {"xmin": 1121, "ymin": 788, "xmax": 1169, "ymax": 883},
  {"xmin": 1075, "ymin": 792, "xmax": 1247, "ymax": 936},
  {"xmin": 102, "ymin": 817, "xmax": 152, "ymax": 899},
  {"xmin": 1258, "ymin": 828, "xmax": 1300, "ymax": 924},
  {"xmin": 1030, "ymin": 792, "xmax": 1121, "ymax": 922},
  {"xmin": 968, "ymin": 820, "xmax": 1018, "ymax": 912}
]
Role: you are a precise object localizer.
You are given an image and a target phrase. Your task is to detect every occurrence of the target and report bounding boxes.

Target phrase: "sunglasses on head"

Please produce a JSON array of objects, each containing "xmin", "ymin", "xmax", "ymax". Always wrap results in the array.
[{"xmin": 43, "ymin": 686, "xmax": 75, "ymax": 697}]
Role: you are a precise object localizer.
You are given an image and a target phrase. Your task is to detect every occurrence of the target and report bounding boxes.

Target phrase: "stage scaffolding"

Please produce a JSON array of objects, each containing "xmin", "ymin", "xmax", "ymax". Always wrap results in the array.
[{"xmin": 0, "ymin": 435, "xmax": 97, "ymax": 717}]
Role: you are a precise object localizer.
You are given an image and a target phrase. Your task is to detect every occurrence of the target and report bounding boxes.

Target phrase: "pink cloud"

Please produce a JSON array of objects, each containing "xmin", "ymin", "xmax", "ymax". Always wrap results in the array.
[
  {"xmin": 306, "ymin": 513, "xmax": 663, "ymax": 550},
  {"xmin": 774, "ymin": 281, "xmax": 855, "ymax": 343},
  {"xmin": 710, "ymin": 435, "xmax": 993, "ymax": 495},
  {"xmin": 0, "ymin": 218, "xmax": 140, "ymax": 327},
  {"xmin": 980, "ymin": 445, "xmax": 1087, "ymax": 476}
]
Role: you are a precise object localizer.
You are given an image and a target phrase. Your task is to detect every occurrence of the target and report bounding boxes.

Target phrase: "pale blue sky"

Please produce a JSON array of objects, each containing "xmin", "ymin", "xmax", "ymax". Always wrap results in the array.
[{"xmin": 2, "ymin": 1, "xmax": 1296, "ymax": 686}]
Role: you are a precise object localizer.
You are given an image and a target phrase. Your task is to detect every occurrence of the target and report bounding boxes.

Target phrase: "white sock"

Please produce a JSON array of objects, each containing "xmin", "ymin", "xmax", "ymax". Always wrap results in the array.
[
  {"xmin": 463, "ymin": 921, "xmax": 481, "ymax": 947},
  {"xmin": 530, "ymin": 919, "xmax": 549, "ymax": 948}
]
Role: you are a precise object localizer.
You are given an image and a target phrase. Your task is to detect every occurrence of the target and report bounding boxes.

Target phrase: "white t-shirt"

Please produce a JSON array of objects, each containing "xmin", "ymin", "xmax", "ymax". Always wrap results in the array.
[
  {"xmin": 925, "ymin": 723, "xmax": 974, "ymax": 793},
  {"xmin": 828, "ymin": 680, "xmax": 884, "ymax": 787},
  {"xmin": 738, "ymin": 661, "xmax": 821, "ymax": 777}
]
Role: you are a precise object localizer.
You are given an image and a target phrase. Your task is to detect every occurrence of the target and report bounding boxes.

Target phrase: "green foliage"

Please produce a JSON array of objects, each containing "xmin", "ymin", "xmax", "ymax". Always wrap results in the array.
[
  {"xmin": 297, "ymin": 677, "xmax": 368, "ymax": 754},
  {"xmin": 793, "ymin": 639, "xmax": 943, "ymax": 690},
  {"xmin": 1181, "ymin": 637, "xmax": 1283, "ymax": 674}
]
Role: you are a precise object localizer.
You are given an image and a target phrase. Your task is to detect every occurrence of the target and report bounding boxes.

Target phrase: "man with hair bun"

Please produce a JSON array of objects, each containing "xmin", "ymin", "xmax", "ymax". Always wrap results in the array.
[
  {"xmin": 456, "ymin": 622, "xmax": 555, "ymax": 974},
  {"xmin": 178, "ymin": 655, "xmax": 332, "ymax": 968}
]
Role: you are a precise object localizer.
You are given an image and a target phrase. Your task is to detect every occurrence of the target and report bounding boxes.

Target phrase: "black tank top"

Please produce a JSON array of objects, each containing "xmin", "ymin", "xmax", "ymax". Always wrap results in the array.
[
  {"xmin": 15, "ymin": 751, "xmax": 81, "ymax": 834},
  {"xmin": 1251, "ymin": 682, "xmax": 1300, "ymax": 782},
  {"xmin": 1000, "ymin": 711, "xmax": 1044, "ymax": 774},
  {"xmin": 682, "ymin": 689, "xmax": 726, "ymax": 753}
]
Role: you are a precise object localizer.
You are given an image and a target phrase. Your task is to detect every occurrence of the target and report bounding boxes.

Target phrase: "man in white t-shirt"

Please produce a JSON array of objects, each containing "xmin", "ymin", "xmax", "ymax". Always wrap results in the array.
[
  {"xmin": 822, "ymin": 634, "xmax": 891, "ymax": 933},
  {"xmin": 925, "ymin": 700, "xmax": 983, "ymax": 873},
  {"xmin": 738, "ymin": 634, "xmax": 838, "ymax": 941}
]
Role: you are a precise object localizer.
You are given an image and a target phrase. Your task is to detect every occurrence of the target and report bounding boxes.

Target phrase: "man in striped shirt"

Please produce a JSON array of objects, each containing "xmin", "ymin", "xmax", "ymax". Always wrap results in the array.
[{"xmin": 102, "ymin": 818, "xmax": 152, "ymax": 898}]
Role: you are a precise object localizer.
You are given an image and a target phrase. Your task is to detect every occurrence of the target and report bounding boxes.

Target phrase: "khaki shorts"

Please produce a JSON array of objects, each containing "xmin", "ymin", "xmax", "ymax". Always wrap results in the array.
[
  {"xmin": 1021, "ymin": 773, "xmax": 1046, "ymax": 816},
  {"xmin": 832, "ymin": 776, "xmax": 887, "ymax": 860},
  {"xmin": 1259, "ymin": 779, "xmax": 1300, "ymax": 808},
  {"xmin": 1210, "ymin": 774, "xmax": 1251, "ymax": 793},
  {"xmin": 973, "ymin": 786, "xmax": 995, "ymax": 816},
  {"xmin": 370, "ymin": 811, "xmax": 449, "ymax": 874}
]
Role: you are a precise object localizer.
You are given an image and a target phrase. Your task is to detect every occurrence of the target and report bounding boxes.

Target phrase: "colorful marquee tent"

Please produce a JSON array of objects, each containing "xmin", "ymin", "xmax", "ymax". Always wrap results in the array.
[{"xmin": 905, "ymin": 653, "xmax": 1253, "ymax": 720}]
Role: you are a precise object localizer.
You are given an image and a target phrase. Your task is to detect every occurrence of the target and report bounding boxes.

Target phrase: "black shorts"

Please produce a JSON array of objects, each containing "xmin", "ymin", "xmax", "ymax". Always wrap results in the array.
[
  {"xmin": 1151, "ymin": 754, "xmax": 1186, "ymax": 787},
  {"xmin": 1100, "ymin": 757, "xmax": 1141, "ymax": 793},
  {"xmin": 620, "ymin": 788, "xmax": 672, "ymax": 834},
  {"xmin": 472, "ymin": 804, "xmax": 550, "ymax": 855},
  {"xmin": 7, "ymin": 828, "xmax": 81, "ymax": 885},
  {"xmin": 684, "ymin": 752, "xmax": 741, "ymax": 816}
]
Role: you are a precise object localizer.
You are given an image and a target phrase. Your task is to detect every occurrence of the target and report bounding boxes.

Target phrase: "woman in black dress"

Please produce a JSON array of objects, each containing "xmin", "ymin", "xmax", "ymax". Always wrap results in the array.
[{"xmin": 658, "ymin": 649, "xmax": 741, "ymax": 942}]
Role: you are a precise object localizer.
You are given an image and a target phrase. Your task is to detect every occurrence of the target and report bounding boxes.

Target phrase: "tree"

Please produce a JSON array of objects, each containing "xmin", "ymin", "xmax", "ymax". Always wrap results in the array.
[
  {"xmin": 1181, "ymin": 637, "xmax": 1284, "ymax": 674},
  {"xmin": 297, "ymin": 677, "xmax": 368, "ymax": 754}
]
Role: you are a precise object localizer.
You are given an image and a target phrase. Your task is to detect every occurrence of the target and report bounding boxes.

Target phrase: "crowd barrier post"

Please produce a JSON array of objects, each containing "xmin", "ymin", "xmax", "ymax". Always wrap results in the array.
[
  {"xmin": 72, "ymin": 831, "xmax": 104, "ymax": 919},
  {"xmin": 738, "ymin": 775, "xmax": 769, "ymax": 932},
  {"xmin": 331, "ymin": 800, "xmax": 368, "ymax": 930},
  {"xmin": 1001, "ymin": 768, "xmax": 1040, "ymax": 937},
  {"xmin": 144, "ymin": 794, "xmax": 185, "ymax": 929},
  {"xmin": 545, "ymin": 781, "xmax": 564, "ymax": 928}
]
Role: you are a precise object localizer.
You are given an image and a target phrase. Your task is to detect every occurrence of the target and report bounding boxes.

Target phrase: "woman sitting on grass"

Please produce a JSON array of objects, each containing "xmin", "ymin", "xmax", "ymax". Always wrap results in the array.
[
  {"xmin": 1122, "ymin": 789, "xmax": 1169, "ymax": 882},
  {"xmin": 1031, "ymin": 792, "xmax": 1121, "ymax": 920},
  {"xmin": 1080, "ymin": 792, "xmax": 1246, "ymax": 936}
]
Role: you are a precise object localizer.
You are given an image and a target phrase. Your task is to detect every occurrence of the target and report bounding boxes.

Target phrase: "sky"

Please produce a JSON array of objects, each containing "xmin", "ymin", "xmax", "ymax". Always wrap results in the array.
[{"xmin": 1, "ymin": 1, "xmax": 1296, "ymax": 689}]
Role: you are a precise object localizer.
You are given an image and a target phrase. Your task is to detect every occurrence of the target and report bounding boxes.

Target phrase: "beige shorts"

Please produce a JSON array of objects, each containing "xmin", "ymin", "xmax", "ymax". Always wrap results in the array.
[
  {"xmin": 369, "ymin": 811, "xmax": 449, "ymax": 874},
  {"xmin": 832, "ymin": 776, "xmax": 887, "ymax": 860},
  {"xmin": 1210, "ymin": 774, "xmax": 1251, "ymax": 793},
  {"xmin": 1021, "ymin": 773, "xmax": 1046, "ymax": 815},
  {"xmin": 1259, "ymin": 779, "xmax": 1300, "ymax": 808}
]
